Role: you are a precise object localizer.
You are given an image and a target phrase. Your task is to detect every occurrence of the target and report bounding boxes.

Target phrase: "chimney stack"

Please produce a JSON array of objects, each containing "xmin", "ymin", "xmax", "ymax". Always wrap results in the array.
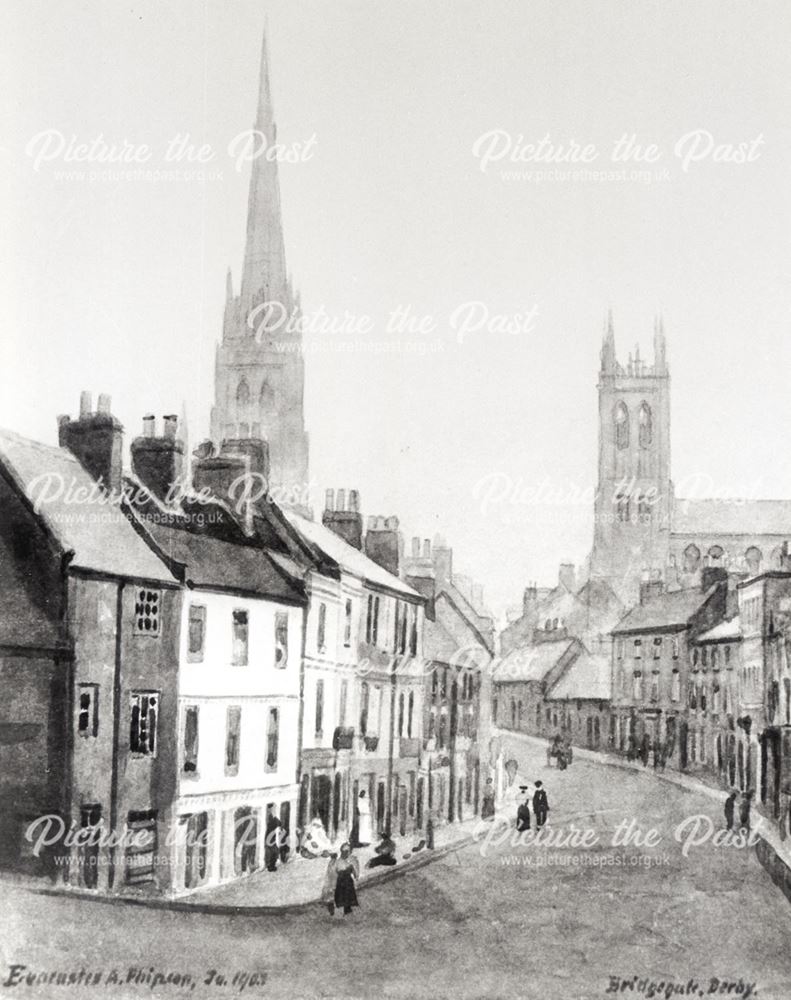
[
  {"xmin": 433, "ymin": 536, "xmax": 453, "ymax": 586},
  {"xmin": 322, "ymin": 487, "xmax": 363, "ymax": 550},
  {"xmin": 364, "ymin": 514, "xmax": 402, "ymax": 576},
  {"xmin": 131, "ymin": 413, "xmax": 185, "ymax": 503},
  {"xmin": 59, "ymin": 391, "xmax": 123, "ymax": 494},
  {"xmin": 403, "ymin": 531, "xmax": 437, "ymax": 620}
]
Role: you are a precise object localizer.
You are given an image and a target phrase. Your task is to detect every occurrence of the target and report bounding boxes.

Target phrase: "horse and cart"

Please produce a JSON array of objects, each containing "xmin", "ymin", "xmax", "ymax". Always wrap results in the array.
[{"xmin": 546, "ymin": 738, "xmax": 573, "ymax": 770}]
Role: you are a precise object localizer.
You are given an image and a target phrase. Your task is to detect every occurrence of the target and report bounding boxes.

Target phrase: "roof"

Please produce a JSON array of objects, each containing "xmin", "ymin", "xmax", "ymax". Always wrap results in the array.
[
  {"xmin": 282, "ymin": 509, "xmax": 420, "ymax": 600},
  {"xmin": 493, "ymin": 637, "xmax": 577, "ymax": 683},
  {"xmin": 695, "ymin": 616, "xmax": 742, "ymax": 644},
  {"xmin": 612, "ymin": 587, "xmax": 712, "ymax": 635},
  {"xmin": 673, "ymin": 498, "xmax": 791, "ymax": 537},
  {"xmin": 142, "ymin": 522, "xmax": 305, "ymax": 605},
  {"xmin": 423, "ymin": 591, "xmax": 494, "ymax": 664},
  {"xmin": 548, "ymin": 652, "xmax": 611, "ymax": 701},
  {"xmin": 0, "ymin": 429, "xmax": 176, "ymax": 583}
]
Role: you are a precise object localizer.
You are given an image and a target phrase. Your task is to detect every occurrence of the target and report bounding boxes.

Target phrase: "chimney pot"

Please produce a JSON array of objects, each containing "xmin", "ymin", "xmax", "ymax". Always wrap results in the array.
[
  {"xmin": 412, "ymin": 537, "xmax": 420, "ymax": 557},
  {"xmin": 143, "ymin": 414, "xmax": 156, "ymax": 438},
  {"xmin": 97, "ymin": 393, "xmax": 111, "ymax": 416},
  {"xmin": 325, "ymin": 488, "xmax": 335, "ymax": 512},
  {"xmin": 367, "ymin": 515, "xmax": 377, "ymax": 530},
  {"xmin": 163, "ymin": 414, "xmax": 178, "ymax": 441},
  {"xmin": 349, "ymin": 489, "xmax": 360, "ymax": 513},
  {"xmin": 337, "ymin": 488, "xmax": 346, "ymax": 512},
  {"xmin": 385, "ymin": 515, "xmax": 399, "ymax": 530},
  {"xmin": 79, "ymin": 391, "xmax": 92, "ymax": 418},
  {"xmin": 423, "ymin": 539, "xmax": 431, "ymax": 558}
]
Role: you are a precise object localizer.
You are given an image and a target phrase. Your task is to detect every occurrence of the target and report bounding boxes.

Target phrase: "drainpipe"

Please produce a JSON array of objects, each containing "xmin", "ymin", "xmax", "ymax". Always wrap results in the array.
[{"xmin": 108, "ymin": 579, "xmax": 125, "ymax": 890}]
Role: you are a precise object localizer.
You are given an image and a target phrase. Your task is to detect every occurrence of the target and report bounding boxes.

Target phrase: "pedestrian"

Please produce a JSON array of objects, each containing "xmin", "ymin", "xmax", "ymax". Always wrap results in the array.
[
  {"xmin": 366, "ymin": 829, "xmax": 397, "ymax": 869},
  {"xmin": 739, "ymin": 790, "xmax": 753, "ymax": 833},
  {"xmin": 481, "ymin": 778, "xmax": 496, "ymax": 820},
  {"xmin": 332, "ymin": 842, "xmax": 360, "ymax": 916},
  {"xmin": 533, "ymin": 780, "xmax": 549, "ymax": 829},
  {"xmin": 640, "ymin": 735, "xmax": 650, "ymax": 767},
  {"xmin": 724, "ymin": 790, "xmax": 737, "ymax": 831},
  {"xmin": 516, "ymin": 788, "xmax": 531, "ymax": 832},
  {"xmin": 264, "ymin": 804, "xmax": 281, "ymax": 872}
]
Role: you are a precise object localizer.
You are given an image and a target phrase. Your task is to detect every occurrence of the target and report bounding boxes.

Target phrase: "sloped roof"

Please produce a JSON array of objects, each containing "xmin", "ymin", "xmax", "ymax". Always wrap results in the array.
[
  {"xmin": 282, "ymin": 509, "xmax": 420, "ymax": 599},
  {"xmin": 493, "ymin": 637, "xmax": 577, "ymax": 683},
  {"xmin": 695, "ymin": 615, "xmax": 742, "ymax": 644},
  {"xmin": 423, "ymin": 591, "xmax": 493, "ymax": 664},
  {"xmin": 612, "ymin": 587, "xmax": 712, "ymax": 635},
  {"xmin": 0, "ymin": 429, "xmax": 176, "ymax": 583},
  {"xmin": 548, "ymin": 652, "xmax": 611, "ymax": 701},
  {"xmin": 142, "ymin": 522, "xmax": 305, "ymax": 605},
  {"xmin": 673, "ymin": 498, "xmax": 791, "ymax": 537}
]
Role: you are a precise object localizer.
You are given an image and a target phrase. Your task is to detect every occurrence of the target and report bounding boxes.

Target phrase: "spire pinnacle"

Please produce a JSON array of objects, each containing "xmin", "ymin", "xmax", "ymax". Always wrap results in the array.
[
  {"xmin": 256, "ymin": 19, "xmax": 273, "ymax": 128},
  {"xmin": 226, "ymin": 268, "xmax": 233, "ymax": 301}
]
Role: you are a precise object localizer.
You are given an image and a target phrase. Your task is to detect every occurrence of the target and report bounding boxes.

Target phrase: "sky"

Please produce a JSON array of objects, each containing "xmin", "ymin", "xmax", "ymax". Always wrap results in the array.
[{"xmin": 3, "ymin": 0, "xmax": 791, "ymax": 621}]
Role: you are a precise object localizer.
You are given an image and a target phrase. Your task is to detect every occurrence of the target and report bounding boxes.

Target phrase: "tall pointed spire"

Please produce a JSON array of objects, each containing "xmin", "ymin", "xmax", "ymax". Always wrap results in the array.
[
  {"xmin": 239, "ymin": 20, "xmax": 288, "ymax": 317},
  {"xmin": 601, "ymin": 308, "xmax": 616, "ymax": 374},
  {"xmin": 654, "ymin": 313, "xmax": 667, "ymax": 373}
]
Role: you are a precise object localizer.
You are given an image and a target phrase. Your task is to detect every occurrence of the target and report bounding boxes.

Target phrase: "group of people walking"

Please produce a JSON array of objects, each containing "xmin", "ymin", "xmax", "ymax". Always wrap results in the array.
[
  {"xmin": 516, "ymin": 781, "xmax": 550, "ymax": 830},
  {"xmin": 724, "ymin": 789, "xmax": 753, "ymax": 833}
]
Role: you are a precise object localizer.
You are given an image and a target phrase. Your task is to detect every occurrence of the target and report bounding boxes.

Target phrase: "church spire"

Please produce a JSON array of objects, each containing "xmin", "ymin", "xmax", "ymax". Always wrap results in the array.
[
  {"xmin": 601, "ymin": 309, "xmax": 616, "ymax": 374},
  {"xmin": 239, "ymin": 21, "xmax": 288, "ymax": 318}
]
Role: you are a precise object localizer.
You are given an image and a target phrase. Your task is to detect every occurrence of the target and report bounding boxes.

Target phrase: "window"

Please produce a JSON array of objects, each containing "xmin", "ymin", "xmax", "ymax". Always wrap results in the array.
[
  {"xmin": 344, "ymin": 600, "xmax": 352, "ymax": 647},
  {"xmin": 130, "ymin": 692, "xmax": 158, "ymax": 756},
  {"xmin": 274, "ymin": 612, "xmax": 288, "ymax": 668},
  {"xmin": 672, "ymin": 635, "xmax": 680, "ymax": 660},
  {"xmin": 317, "ymin": 603, "xmax": 327, "ymax": 652},
  {"xmin": 638, "ymin": 493, "xmax": 651, "ymax": 523},
  {"xmin": 616, "ymin": 493, "xmax": 631, "ymax": 522},
  {"xmin": 671, "ymin": 670, "xmax": 680, "ymax": 702},
  {"xmin": 650, "ymin": 672, "xmax": 659, "ymax": 702},
  {"xmin": 225, "ymin": 706, "xmax": 241, "ymax": 775},
  {"xmin": 232, "ymin": 610, "xmax": 249, "ymax": 666},
  {"xmin": 616, "ymin": 639, "xmax": 624, "ymax": 660},
  {"xmin": 398, "ymin": 692, "xmax": 405, "ymax": 736},
  {"xmin": 702, "ymin": 648, "xmax": 708, "ymax": 668},
  {"xmin": 638, "ymin": 403, "xmax": 652, "ymax": 448},
  {"xmin": 633, "ymin": 639, "xmax": 642, "ymax": 660},
  {"xmin": 399, "ymin": 604, "xmax": 408, "ymax": 655},
  {"xmin": 266, "ymin": 707, "xmax": 279, "ymax": 771},
  {"xmin": 366, "ymin": 594, "xmax": 373, "ymax": 643},
  {"xmin": 653, "ymin": 637, "xmax": 661, "ymax": 659},
  {"xmin": 315, "ymin": 679, "xmax": 324, "ymax": 736},
  {"xmin": 633, "ymin": 673, "xmax": 643, "ymax": 701},
  {"xmin": 188, "ymin": 604, "xmax": 206, "ymax": 661},
  {"xmin": 689, "ymin": 682, "xmax": 697, "ymax": 710},
  {"xmin": 134, "ymin": 588, "xmax": 160, "ymax": 636},
  {"xmin": 409, "ymin": 605, "xmax": 418, "ymax": 655},
  {"xmin": 683, "ymin": 544, "xmax": 701, "ymax": 574},
  {"xmin": 359, "ymin": 681, "xmax": 370, "ymax": 736},
  {"xmin": 77, "ymin": 684, "xmax": 99, "ymax": 737},
  {"xmin": 393, "ymin": 601, "xmax": 401, "ymax": 650},
  {"xmin": 372, "ymin": 597, "xmax": 380, "ymax": 645},
  {"xmin": 693, "ymin": 648, "xmax": 699, "ymax": 666},
  {"xmin": 407, "ymin": 690, "xmax": 414, "ymax": 737},
  {"xmin": 183, "ymin": 706, "xmax": 199, "ymax": 774},
  {"xmin": 615, "ymin": 402, "xmax": 629, "ymax": 449}
]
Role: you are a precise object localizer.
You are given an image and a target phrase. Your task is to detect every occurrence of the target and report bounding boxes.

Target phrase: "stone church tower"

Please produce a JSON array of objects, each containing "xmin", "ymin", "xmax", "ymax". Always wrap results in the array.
[
  {"xmin": 590, "ymin": 313, "xmax": 672, "ymax": 604},
  {"xmin": 210, "ymin": 28, "xmax": 309, "ymax": 499}
]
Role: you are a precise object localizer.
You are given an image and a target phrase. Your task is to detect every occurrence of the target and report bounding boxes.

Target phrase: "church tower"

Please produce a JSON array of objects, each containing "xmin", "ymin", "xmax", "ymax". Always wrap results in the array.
[
  {"xmin": 590, "ymin": 313, "xmax": 672, "ymax": 604},
  {"xmin": 210, "ymin": 26, "xmax": 309, "ymax": 500}
]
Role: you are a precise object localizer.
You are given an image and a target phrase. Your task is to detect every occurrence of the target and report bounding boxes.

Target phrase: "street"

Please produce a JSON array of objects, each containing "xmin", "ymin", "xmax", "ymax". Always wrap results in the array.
[{"xmin": 3, "ymin": 739, "xmax": 791, "ymax": 1000}]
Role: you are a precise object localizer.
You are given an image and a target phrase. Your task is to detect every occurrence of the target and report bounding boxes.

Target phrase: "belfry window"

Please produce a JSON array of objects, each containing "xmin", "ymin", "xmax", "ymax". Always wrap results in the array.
[
  {"xmin": 614, "ymin": 402, "xmax": 629, "ymax": 450},
  {"xmin": 638, "ymin": 403, "xmax": 652, "ymax": 448},
  {"xmin": 236, "ymin": 377, "xmax": 250, "ymax": 407}
]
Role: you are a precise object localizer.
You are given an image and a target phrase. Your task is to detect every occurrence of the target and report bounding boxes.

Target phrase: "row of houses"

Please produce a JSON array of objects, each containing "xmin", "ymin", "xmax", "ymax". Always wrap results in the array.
[
  {"xmin": 0, "ymin": 394, "xmax": 494, "ymax": 896},
  {"xmin": 494, "ymin": 561, "xmax": 791, "ymax": 843}
]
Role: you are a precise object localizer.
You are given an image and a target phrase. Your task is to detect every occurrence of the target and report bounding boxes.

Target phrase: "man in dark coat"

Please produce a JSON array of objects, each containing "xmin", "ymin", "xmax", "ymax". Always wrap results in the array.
[
  {"xmin": 739, "ymin": 790, "xmax": 753, "ymax": 833},
  {"xmin": 724, "ymin": 790, "xmax": 737, "ymax": 831},
  {"xmin": 265, "ymin": 805, "xmax": 282, "ymax": 872},
  {"xmin": 533, "ymin": 781, "xmax": 549, "ymax": 829},
  {"xmin": 516, "ymin": 788, "xmax": 531, "ymax": 832}
]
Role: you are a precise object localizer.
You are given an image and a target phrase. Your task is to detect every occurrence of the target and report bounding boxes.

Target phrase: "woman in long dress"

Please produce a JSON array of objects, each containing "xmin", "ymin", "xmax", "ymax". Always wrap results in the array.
[
  {"xmin": 481, "ymin": 778, "xmax": 496, "ymax": 820},
  {"xmin": 325, "ymin": 843, "xmax": 359, "ymax": 916},
  {"xmin": 356, "ymin": 790, "xmax": 373, "ymax": 847}
]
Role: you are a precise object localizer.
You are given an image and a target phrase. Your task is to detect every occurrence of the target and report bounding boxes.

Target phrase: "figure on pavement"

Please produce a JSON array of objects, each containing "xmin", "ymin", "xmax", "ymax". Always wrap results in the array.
[{"xmin": 533, "ymin": 781, "xmax": 549, "ymax": 829}]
